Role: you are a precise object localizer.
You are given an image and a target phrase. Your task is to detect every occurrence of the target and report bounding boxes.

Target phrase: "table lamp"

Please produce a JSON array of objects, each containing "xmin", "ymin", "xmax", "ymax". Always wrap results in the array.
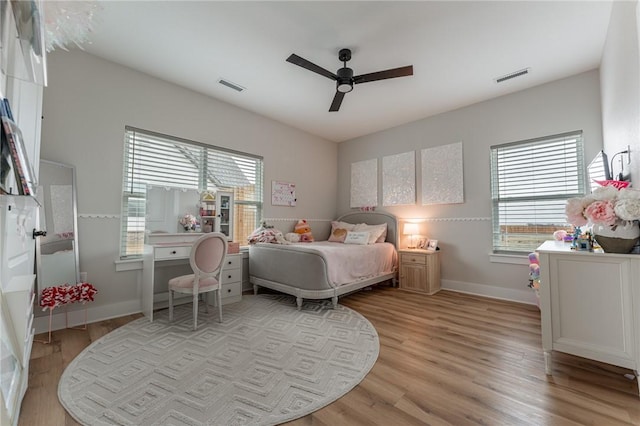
[{"xmin": 403, "ymin": 223, "xmax": 419, "ymax": 249}]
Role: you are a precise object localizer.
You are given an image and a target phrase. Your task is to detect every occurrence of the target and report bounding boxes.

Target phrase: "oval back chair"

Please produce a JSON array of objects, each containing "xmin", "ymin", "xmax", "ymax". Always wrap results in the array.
[{"xmin": 168, "ymin": 233, "xmax": 228, "ymax": 330}]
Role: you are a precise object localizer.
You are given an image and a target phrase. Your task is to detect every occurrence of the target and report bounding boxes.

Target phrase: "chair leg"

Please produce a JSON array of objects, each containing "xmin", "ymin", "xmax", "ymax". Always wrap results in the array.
[
  {"xmin": 193, "ymin": 292, "xmax": 198, "ymax": 331},
  {"xmin": 204, "ymin": 292, "xmax": 210, "ymax": 314},
  {"xmin": 169, "ymin": 289, "xmax": 174, "ymax": 322},
  {"xmin": 218, "ymin": 288, "xmax": 223, "ymax": 323}
]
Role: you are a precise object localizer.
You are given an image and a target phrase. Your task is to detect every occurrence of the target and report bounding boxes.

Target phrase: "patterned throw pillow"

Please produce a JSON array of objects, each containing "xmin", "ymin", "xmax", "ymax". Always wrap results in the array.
[{"xmin": 328, "ymin": 221, "xmax": 356, "ymax": 243}]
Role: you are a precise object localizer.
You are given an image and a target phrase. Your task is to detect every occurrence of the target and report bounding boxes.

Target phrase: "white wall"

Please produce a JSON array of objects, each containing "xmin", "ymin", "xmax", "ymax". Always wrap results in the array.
[
  {"xmin": 600, "ymin": 0, "xmax": 640, "ymax": 182},
  {"xmin": 38, "ymin": 50, "xmax": 337, "ymax": 326},
  {"xmin": 337, "ymin": 70, "xmax": 604, "ymax": 304}
]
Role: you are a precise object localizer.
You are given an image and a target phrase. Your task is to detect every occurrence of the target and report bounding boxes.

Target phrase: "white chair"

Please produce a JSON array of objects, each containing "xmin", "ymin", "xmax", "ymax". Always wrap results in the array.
[{"xmin": 168, "ymin": 233, "xmax": 228, "ymax": 330}]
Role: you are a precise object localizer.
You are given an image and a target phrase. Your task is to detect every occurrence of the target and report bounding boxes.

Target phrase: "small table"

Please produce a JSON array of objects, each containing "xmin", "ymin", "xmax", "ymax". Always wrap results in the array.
[{"xmin": 398, "ymin": 249, "xmax": 441, "ymax": 295}]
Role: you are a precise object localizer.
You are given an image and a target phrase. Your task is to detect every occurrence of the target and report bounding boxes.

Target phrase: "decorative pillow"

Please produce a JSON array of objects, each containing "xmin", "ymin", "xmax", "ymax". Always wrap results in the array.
[
  {"xmin": 353, "ymin": 223, "xmax": 387, "ymax": 244},
  {"xmin": 328, "ymin": 221, "xmax": 356, "ymax": 243},
  {"xmin": 294, "ymin": 219, "xmax": 314, "ymax": 242},
  {"xmin": 344, "ymin": 231, "xmax": 370, "ymax": 245}
]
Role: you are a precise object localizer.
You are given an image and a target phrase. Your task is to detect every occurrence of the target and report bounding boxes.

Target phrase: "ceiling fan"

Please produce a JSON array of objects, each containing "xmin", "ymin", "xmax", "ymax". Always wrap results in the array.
[{"xmin": 286, "ymin": 48, "xmax": 413, "ymax": 112}]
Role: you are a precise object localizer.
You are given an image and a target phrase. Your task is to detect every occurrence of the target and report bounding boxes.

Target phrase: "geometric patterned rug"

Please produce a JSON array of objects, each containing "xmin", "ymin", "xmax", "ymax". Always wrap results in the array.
[{"xmin": 58, "ymin": 294, "xmax": 379, "ymax": 425}]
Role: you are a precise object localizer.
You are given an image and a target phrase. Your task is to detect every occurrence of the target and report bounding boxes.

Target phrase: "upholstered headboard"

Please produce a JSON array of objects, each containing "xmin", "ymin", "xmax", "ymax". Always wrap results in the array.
[{"xmin": 336, "ymin": 211, "xmax": 399, "ymax": 248}]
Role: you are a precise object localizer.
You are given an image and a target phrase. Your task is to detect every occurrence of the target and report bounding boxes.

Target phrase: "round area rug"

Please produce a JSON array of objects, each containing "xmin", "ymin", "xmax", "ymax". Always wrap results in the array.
[{"xmin": 58, "ymin": 294, "xmax": 379, "ymax": 426}]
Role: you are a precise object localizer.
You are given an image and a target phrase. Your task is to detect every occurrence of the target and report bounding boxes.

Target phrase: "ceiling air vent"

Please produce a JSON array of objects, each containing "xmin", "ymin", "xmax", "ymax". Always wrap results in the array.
[
  {"xmin": 218, "ymin": 78, "xmax": 245, "ymax": 92},
  {"xmin": 495, "ymin": 68, "xmax": 530, "ymax": 84}
]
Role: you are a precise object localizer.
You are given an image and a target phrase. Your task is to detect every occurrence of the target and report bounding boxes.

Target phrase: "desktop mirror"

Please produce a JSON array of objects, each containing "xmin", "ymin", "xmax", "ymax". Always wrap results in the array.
[{"xmin": 35, "ymin": 160, "xmax": 80, "ymax": 293}]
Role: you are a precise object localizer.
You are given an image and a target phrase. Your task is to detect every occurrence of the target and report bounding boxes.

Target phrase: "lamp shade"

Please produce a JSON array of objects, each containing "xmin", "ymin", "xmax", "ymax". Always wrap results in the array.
[{"xmin": 403, "ymin": 223, "xmax": 419, "ymax": 236}]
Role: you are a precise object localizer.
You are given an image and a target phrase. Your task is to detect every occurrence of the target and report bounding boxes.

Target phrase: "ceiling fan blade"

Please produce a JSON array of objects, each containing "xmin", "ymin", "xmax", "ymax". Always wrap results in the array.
[
  {"xmin": 329, "ymin": 91, "xmax": 345, "ymax": 112},
  {"xmin": 287, "ymin": 54, "xmax": 337, "ymax": 80},
  {"xmin": 353, "ymin": 65, "xmax": 413, "ymax": 84}
]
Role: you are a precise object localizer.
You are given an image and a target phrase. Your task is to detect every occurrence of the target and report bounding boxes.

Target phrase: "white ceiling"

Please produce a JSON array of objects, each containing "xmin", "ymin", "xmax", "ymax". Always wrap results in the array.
[{"xmin": 81, "ymin": 1, "xmax": 613, "ymax": 142}]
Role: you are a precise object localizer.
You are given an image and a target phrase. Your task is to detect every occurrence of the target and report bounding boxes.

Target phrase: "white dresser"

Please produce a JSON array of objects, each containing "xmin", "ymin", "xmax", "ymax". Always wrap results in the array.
[
  {"xmin": 537, "ymin": 240, "xmax": 640, "ymax": 393},
  {"xmin": 142, "ymin": 234, "xmax": 242, "ymax": 321}
]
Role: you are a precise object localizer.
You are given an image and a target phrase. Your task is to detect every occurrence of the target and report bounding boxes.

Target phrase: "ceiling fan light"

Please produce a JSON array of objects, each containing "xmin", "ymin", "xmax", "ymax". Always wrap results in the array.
[{"xmin": 337, "ymin": 82, "xmax": 353, "ymax": 93}]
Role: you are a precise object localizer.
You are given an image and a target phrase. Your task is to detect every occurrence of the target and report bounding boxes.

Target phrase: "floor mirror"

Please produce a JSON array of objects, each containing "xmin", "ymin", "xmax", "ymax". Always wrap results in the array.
[{"xmin": 35, "ymin": 160, "xmax": 80, "ymax": 295}]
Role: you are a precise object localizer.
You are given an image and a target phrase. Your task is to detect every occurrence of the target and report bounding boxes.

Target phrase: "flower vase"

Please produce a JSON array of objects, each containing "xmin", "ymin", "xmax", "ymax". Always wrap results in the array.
[{"xmin": 592, "ymin": 222, "xmax": 640, "ymax": 253}]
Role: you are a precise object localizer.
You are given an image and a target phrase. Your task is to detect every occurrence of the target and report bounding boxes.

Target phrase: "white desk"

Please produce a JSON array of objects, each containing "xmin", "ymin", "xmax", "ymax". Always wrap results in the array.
[{"xmin": 142, "ymin": 234, "xmax": 242, "ymax": 321}]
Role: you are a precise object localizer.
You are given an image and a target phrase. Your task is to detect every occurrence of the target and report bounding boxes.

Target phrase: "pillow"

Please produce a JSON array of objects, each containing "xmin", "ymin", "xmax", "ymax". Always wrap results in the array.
[
  {"xmin": 293, "ymin": 219, "xmax": 314, "ymax": 242},
  {"xmin": 344, "ymin": 231, "xmax": 370, "ymax": 245},
  {"xmin": 353, "ymin": 223, "xmax": 387, "ymax": 244},
  {"xmin": 328, "ymin": 221, "xmax": 356, "ymax": 243}
]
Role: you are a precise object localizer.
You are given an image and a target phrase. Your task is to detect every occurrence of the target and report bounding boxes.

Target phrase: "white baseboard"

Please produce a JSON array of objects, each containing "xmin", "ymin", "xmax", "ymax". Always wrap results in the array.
[
  {"xmin": 33, "ymin": 300, "xmax": 142, "ymax": 335},
  {"xmin": 442, "ymin": 279, "xmax": 539, "ymax": 306},
  {"xmin": 33, "ymin": 280, "xmax": 538, "ymax": 334}
]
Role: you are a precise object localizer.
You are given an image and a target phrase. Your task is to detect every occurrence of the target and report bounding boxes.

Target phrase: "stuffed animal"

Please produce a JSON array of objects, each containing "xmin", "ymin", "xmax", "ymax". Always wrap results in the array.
[
  {"xmin": 294, "ymin": 219, "xmax": 314, "ymax": 242},
  {"xmin": 285, "ymin": 232, "xmax": 300, "ymax": 243}
]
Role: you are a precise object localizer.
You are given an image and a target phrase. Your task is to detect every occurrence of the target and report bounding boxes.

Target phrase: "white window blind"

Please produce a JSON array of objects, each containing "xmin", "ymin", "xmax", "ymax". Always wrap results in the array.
[
  {"xmin": 490, "ymin": 131, "xmax": 586, "ymax": 253},
  {"xmin": 120, "ymin": 127, "xmax": 263, "ymax": 258}
]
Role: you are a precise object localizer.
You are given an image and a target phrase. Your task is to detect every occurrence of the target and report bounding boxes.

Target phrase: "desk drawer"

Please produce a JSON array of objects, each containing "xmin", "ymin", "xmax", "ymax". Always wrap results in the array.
[
  {"xmin": 221, "ymin": 282, "xmax": 242, "ymax": 299},
  {"xmin": 401, "ymin": 253, "xmax": 426, "ymax": 265},
  {"xmin": 224, "ymin": 255, "xmax": 241, "ymax": 270},
  {"xmin": 155, "ymin": 246, "xmax": 191, "ymax": 260},
  {"xmin": 221, "ymin": 268, "xmax": 241, "ymax": 285}
]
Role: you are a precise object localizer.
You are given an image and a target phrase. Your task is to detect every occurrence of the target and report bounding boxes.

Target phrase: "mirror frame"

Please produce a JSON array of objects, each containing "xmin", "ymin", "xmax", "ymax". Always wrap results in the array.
[{"xmin": 35, "ymin": 159, "xmax": 80, "ymax": 292}]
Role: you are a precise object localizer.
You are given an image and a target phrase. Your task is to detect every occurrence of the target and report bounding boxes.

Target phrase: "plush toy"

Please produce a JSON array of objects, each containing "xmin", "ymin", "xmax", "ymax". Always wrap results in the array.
[
  {"xmin": 285, "ymin": 232, "xmax": 300, "ymax": 243},
  {"xmin": 553, "ymin": 230, "xmax": 568, "ymax": 241},
  {"xmin": 294, "ymin": 219, "xmax": 314, "ymax": 242}
]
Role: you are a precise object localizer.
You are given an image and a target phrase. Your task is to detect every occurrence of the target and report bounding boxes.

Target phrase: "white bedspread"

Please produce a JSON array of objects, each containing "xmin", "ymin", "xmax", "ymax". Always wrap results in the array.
[{"xmin": 276, "ymin": 241, "xmax": 397, "ymax": 286}]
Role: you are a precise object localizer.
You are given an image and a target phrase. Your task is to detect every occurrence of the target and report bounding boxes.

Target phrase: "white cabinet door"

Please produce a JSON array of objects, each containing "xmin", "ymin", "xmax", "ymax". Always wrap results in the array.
[
  {"xmin": 548, "ymin": 254, "xmax": 636, "ymax": 369},
  {"xmin": 215, "ymin": 191, "xmax": 233, "ymax": 240}
]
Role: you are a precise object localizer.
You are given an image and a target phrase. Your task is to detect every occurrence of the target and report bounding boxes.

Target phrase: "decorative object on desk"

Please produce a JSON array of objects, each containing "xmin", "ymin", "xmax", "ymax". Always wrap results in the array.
[
  {"xmin": 566, "ymin": 186, "xmax": 640, "ymax": 253},
  {"xmin": 199, "ymin": 190, "xmax": 216, "ymax": 216},
  {"xmin": 403, "ymin": 222, "xmax": 419, "ymax": 249},
  {"xmin": 426, "ymin": 239, "xmax": 438, "ymax": 252},
  {"xmin": 179, "ymin": 213, "xmax": 198, "ymax": 231},
  {"xmin": 417, "ymin": 238, "xmax": 428, "ymax": 249},
  {"xmin": 553, "ymin": 229, "xmax": 568, "ymax": 241},
  {"xmin": 592, "ymin": 222, "xmax": 639, "ymax": 254},
  {"xmin": 227, "ymin": 241, "xmax": 240, "ymax": 254},
  {"xmin": 58, "ymin": 294, "xmax": 379, "ymax": 426},
  {"xmin": 594, "ymin": 179, "xmax": 630, "ymax": 189}
]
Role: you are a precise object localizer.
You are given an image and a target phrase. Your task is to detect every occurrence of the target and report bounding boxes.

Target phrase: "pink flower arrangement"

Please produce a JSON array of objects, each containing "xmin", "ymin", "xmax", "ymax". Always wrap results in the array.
[
  {"xmin": 566, "ymin": 186, "xmax": 640, "ymax": 228},
  {"xmin": 179, "ymin": 213, "xmax": 198, "ymax": 230}
]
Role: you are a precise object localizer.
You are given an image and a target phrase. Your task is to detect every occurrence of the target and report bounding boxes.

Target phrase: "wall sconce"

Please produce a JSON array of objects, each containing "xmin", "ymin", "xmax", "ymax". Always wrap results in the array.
[{"xmin": 403, "ymin": 223, "xmax": 420, "ymax": 249}]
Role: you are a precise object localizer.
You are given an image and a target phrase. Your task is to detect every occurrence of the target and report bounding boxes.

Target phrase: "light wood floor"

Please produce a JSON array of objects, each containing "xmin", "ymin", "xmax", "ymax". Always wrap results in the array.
[{"xmin": 20, "ymin": 287, "xmax": 640, "ymax": 425}]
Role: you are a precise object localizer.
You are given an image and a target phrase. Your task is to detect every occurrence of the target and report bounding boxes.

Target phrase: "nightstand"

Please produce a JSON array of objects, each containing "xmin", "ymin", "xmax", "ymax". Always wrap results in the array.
[{"xmin": 398, "ymin": 249, "xmax": 441, "ymax": 295}]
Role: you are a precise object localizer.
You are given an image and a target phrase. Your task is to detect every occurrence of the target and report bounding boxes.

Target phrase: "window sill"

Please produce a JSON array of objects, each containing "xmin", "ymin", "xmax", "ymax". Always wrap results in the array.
[
  {"xmin": 489, "ymin": 253, "xmax": 529, "ymax": 265},
  {"xmin": 115, "ymin": 258, "xmax": 143, "ymax": 272}
]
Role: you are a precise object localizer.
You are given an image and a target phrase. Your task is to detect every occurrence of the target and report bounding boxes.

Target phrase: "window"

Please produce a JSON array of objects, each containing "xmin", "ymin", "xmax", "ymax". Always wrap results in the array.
[
  {"xmin": 120, "ymin": 127, "xmax": 263, "ymax": 258},
  {"xmin": 490, "ymin": 131, "xmax": 586, "ymax": 253}
]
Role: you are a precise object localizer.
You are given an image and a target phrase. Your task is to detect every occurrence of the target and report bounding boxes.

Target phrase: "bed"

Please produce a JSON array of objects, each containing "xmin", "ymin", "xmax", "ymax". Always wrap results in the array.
[{"xmin": 249, "ymin": 211, "xmax": 398, "ymax": 309}]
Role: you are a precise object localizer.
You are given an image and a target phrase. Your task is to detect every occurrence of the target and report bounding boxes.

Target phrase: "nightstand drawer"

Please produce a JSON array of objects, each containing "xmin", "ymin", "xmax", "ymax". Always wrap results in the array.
[{"xmin": 401, "ymin": 253, "xmax": 426, "ymax": 265}]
